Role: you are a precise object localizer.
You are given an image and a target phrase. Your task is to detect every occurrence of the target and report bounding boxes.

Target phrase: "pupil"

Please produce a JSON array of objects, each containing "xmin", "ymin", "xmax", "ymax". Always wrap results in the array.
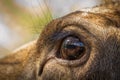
[{"xmin": 64, "ymin": 44, "xmax": 77, "ymax": 49}]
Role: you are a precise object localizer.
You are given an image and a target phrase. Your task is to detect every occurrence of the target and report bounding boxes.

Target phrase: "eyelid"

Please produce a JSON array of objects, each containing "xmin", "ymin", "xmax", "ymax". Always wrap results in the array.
[
  {"xmin": 49, "ymin": 25, "xmax": 90, "ymax": 47},
  {"xmin": 59, "ymin": 31, "xmax": 86, "ymax": 43},
  {"xmin": 51, "ymin": 31, "xmax": 72, "ymax": 41}
]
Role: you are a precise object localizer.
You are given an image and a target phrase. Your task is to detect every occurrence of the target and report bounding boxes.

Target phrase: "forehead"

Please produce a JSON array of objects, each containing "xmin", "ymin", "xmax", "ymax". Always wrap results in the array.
[
  {"xmin": 62, "ymin": 8, "xmax": 120, "ymax": 28},
  {"xmin": 38, "ymin": 8, "xmax": 120, "ymax": 47},
  {"xmin": 60, "ymin": 9, "xmax": 120, "ymax": 34}
]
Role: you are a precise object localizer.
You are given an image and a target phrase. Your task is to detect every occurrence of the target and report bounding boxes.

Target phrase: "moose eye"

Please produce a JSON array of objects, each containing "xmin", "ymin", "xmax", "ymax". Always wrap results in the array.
[{"xmin": 60, "ymin": 36, "xmax": 85, "ymax": 60}]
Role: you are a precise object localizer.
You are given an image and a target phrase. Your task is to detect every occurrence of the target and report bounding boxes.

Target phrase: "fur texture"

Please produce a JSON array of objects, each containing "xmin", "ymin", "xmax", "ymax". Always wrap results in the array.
[{"xmin": 0, "ymin": 1, "xmax": 120, "ymax": 80}]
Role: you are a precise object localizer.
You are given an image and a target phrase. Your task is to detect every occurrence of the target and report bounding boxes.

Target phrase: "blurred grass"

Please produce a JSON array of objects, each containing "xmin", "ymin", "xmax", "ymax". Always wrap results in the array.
[
  {"xmin": 0, "ymin": 0, "xmax": 53, "ymax": 55},
  {"xmin": 28, "ymin": 10, "xmax": 53, "ymax": 34},
  {"xmin": 0, "ymin": 0, "xmax": 53, "ymax": 35}
]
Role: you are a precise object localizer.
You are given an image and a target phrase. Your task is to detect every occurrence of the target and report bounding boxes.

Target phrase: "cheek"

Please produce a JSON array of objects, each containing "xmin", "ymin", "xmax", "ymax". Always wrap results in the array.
[{"xmin": 41, "ymin": 59, "xmax": 71, "ymax": 80}]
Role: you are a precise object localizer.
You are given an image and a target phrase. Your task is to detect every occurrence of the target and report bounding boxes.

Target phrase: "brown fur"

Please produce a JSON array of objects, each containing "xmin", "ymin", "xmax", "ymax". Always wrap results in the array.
[{"xmin": 0, "ymin": 1, "xmax": 120, "ymax": 80}]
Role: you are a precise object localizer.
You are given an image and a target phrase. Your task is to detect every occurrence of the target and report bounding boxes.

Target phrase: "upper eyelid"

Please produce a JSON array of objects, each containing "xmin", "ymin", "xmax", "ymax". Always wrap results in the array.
[
  {"xmin": 48, "ymin": 25, "xmax": 94, "ymax": 44},
  {"xmin": 50, "ymin": 30, "xmax": 84, "ymax": 44},
  {"xmin": 62, "ymin": 25, "xmax": 99, "ymax": 41},
  {"xmin": 50, "ymin": 30, "xmax": 73, "ymax": 41}
]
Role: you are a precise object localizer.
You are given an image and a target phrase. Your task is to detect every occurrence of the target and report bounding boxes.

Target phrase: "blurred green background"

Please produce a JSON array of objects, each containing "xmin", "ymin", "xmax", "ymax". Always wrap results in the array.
[{"xmin": 0, "ymin": 0, "xmax": 104, "ymax": 58}]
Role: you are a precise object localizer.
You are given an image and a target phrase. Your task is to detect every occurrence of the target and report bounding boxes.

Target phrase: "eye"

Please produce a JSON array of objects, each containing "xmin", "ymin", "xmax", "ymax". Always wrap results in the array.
[{"xmin": 59, "ymin": 36, "xmax": 85, "ymax": 60}]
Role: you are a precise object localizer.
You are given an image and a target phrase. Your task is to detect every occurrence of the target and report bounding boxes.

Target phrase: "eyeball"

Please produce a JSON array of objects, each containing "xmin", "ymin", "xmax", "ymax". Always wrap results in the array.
[{"xmin": 60, "ymin": 36, "xmax": 85, "ymax": 60}]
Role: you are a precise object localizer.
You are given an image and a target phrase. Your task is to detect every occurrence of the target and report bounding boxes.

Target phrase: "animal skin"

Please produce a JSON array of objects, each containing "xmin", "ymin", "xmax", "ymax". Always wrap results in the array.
[{"xmin": 0, "ymin": 1, "xmax": 120, "ymax": 80}]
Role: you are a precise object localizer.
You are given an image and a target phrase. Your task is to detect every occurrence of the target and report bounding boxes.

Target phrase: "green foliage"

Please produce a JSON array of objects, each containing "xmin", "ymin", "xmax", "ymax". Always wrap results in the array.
[
  {"xmin": 26, "ymin": 10, "xmax": 53, "ymax": 35},
  {"xmin": 0, "ymin": 0, "xmax": 53, "ymax": 35}
]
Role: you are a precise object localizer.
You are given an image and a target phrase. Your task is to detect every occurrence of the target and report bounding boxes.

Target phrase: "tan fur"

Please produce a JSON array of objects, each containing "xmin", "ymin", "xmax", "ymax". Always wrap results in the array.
[{"xmin": 0, "ymin": 1, "xmax": 120, "ymax": 80}]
